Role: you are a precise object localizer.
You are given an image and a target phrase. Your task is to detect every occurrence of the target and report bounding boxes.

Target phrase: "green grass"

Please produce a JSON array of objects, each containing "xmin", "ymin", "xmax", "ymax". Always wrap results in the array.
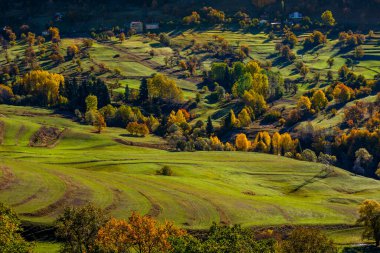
[
  {"xmin": 34, "ymin": 242, "xmax": 60, "ymax": 253},
  {"xmin": 1, "ymin": 105, "xmax": 380, "ymax": 231}
]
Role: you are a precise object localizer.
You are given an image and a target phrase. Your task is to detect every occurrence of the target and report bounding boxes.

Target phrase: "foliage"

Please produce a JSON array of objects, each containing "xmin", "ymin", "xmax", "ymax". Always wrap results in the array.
[
  {"xmin": 279, "ymin": 227, "xmax": 337, "ymax": 253},
  {"xmin": 321, "ymin": 10, "xmax": 336, "ymax": 26},
  {"xmin": 183, "ymin": 12, "xmax": 201, "ymax": 25},
  {"xmin": 333, "ymin": 83, "xmax": 355, "ymax": 103},
  {"xmin": 238, "ymin": 108, "xmax": 252, "ymax": 127},
  {"xmin": 127, "ymin": 122, "xmax": 150, "ymax": 136},
  {"xmin": 0, "ymin": 203, "xmax": 33, "ymax": 253},
  {"xmin": 224, "ymin": 110, "xmax": 238, "ymax": 130},
  {"xmin": 147, "ymin": 74, "xmax": 183, "ymax": 102},
  {"xmin": 304, "ymin": 30, "xmax": 327, "ymax": 49},
  {"xmin": 156, "ymin": 165, "xmax": 174, "ymax": 176},
  {"xmin": 15, "ymin": 70, "xmax": 65, "ymax": 106},
  {"xmin": 311, "ymin": 90, "xmax": 328, "ymax": 111},
  {"xmin": 97, "ymin": 212, "xmax": 185, "ymax": 253},
  {"xmin": 242, "ymin": 90, "xmax": 267, "ymax": 118},
  {"xmin": 55, "ymin": 204, "xmax": 108, "ymax": 253},
  {"xmin": 0, "ymin": 84, "xmax": 14, "ymax": 104},
  {"xmin": 235, "ymin": 133, "xmax": 250, "ymax": 151},
  {"xmin": 301, "ymin": 149, "xmax": 317, "ymax": 162},
  {"xmin": 356, "ymin": 200, "xmax": 380, "ymax": 246}
]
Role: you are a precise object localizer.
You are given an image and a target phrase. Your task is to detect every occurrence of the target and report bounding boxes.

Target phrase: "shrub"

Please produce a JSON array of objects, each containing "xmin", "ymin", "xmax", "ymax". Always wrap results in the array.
[
  {"xmin": 262, "ymin": 110, "xmax": 281, "ymax": 123},
  {"xmin": 301, "ymin": 149, "xmax": 317, "ymax": 162},
  {"xmin": 279, "ymin": 227, "xmax": 336, "ymax": 253},
  {"xmin": 156, "ymin": 165, "xmax": 173, "ymax": 176}
]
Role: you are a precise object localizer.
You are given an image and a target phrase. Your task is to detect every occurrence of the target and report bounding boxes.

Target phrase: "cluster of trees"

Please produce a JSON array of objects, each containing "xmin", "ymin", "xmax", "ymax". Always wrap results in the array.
[
  {"xmin": 209, "ymin": 60, "xmax": 283, "ymax": 105},
  {"xmin": 335, "ymin": 128, "xmax": 380, "ymax": 177},
  {"xmin": 304, "ymin": 30, "xmax": 327, "ymax": 49},
  {"xmin": 52, "ymin": 203, "xmax": 339, "ymax": 253},
  {"xmin": 234, "ymin": 131, "xmax": 299, "ymax": 156},
  {"xmin": 0, "ymin": 203, "xmax": 33, "ymax": 252},
  {"xmin": 12, "ymin": 70, "xmax": 66, "ymax": 106},
  {"xmin": 183, "ymin": 7, "xmax": 226, "ymax": 25},
  {"xmin": 339, "ymin": 31, "xmax": 366, "ymax": 48},
  {"xmin": 4, "ymin": 199, "xmax": 380, "ymax": 252},
  {"xmin": 145, "ymin": 74, "xmax": 183, "ymax": 103}
]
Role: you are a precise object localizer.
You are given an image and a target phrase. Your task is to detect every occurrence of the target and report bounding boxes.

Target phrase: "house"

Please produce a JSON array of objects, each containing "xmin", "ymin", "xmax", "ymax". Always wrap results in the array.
[
  {"xmin": 130, "ymin": 22, "xmax": 144, "ymax": 33},
  {"xmin": 270, "ymin": 22, "xmax": 281, "ymax": 29},
  {"xmin": 145, "ymin": 23, "xmax": 159, "ymax": 31},
  {"xmin": 289, "ymin": 12, "xmax": 303, "ymax": 20}
]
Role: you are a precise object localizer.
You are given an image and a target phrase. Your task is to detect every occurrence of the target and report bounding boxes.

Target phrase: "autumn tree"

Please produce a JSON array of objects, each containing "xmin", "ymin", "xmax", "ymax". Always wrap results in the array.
[
  {"xmin": 26, "ymin": 32, "xmax": 35, "ymax": 46},
  {"xmin": 119, "ymin": 32, "xmax": 126, "ymax": 43},
  {"xmin": 353, "ymin": 148, "xmax": 373, "ymax": 175},
  {"xmin": 252, "ymin": 131, "xmax": 271, "ymax": 153},
  {"xmin": 67, "ymin": 44, "xmax": 79, "ymax": 59},
  {"xmin": 97, "ymin": 212, "xmax": 185, "ymax": 253},
  {"xmin": 168, "ymin": 110, "xmax": 188, "ymax": 126},
  {"xmin": 311, "ymin": 90, "xmax": 328, "ymax": 111},
  {"xmin": 272, "ymin": 132, "xmax": 282, "ymax": 155},
  {"xmin": 300, "ymin": 64, "xmax": 310, "ymax": 80},
  {"xmin": 49, "ymin": 27, "xmax": 61, "ymax": 44},
  {"xmin": 356, "ymin": 200, "xmax": 380, "ymax": 246},
  {"xmin": 279, "ymin": 227, "xmax": 336, "ymax": 253},
  {"xmin": 127, "ymin": 122, "xmax": 150, "ymax": 136},
  {"xmin": 147, "ymin": 74, "xmax": 183, "ymax": 102},
  {"xmin": 281, "ymin": 133, "xmax": 297, "ymax": 155},
  {"xmin": 16, "ymin": 70, "xmax": 65, "ymax": 106},
  {"xmin": 85, "ymin": 95, "xmax": 98, "ymax": 112},
  {"xmin": 297, "ymin": 96, "xmax": 312, "ymax": 115},
  {"xmin": 238, "ymin": 108, "xmax": 252, "ymax": 127},
  {"xmin": 55, "ymin": 204, "xmax": 108, "ymax": 253},
  {"xmin": 0, "ymin": 84, "xmax": 14, "ymax": 104},
  {"xmin": 242, "ymin": 90, "xmax": 267, "ymax": 118},
  {"xmin": 235, "ymin": 133, "xmax": 250, "ymax": 151},
  {"xmin": 183, "ymin": 11, "xmax": 201, "ymax": 25},
  {"xmin": 333, "ymin": 83, "xmax": 355, "ymax": 103},
  {"xmin": 94, "ymin": 112, "xmax": 106, "ymax": 133},
  {"xmin": 321, "ymin": 10, "xmax": 336, "ymax": 27},
  {"xmin": 0, "ymin": 203, "xmax": 33, "ymax": 252}
]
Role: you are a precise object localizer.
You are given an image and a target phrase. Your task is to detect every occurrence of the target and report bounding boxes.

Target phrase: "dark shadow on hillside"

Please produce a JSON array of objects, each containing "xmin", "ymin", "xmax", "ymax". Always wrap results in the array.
[{"xmin": 341, "ymin": 246, "xmax": 380, "ymax": 253}]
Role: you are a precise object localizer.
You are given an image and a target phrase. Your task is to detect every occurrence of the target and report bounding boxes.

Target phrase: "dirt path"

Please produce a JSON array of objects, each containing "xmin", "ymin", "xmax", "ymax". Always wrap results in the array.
[
  {"xmin": 137, "ymin": 190, "xmax": 162, "ymax": 217},
  {"xmin": 21, "ymin": 172, "xmax": 91, "ymax": 217},
  {"xmin": 114, "ymin": 138, "xmax": 171, "ymax": 151},
  {"xmin": 0, "ymin": 166, "xmax": 16, "ymax": 190}
]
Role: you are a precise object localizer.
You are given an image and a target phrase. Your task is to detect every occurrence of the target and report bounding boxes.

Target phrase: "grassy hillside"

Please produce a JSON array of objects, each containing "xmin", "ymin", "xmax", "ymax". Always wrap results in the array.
[{"xmin": 1, "ymin": 105, "xmax": 379, "ymax": 230}]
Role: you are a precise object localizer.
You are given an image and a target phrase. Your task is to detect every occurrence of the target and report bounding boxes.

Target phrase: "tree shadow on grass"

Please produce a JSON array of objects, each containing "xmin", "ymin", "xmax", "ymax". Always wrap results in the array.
[{"xmin": 119, "ymin": 133, "xmax": 145, "ymax": 138}]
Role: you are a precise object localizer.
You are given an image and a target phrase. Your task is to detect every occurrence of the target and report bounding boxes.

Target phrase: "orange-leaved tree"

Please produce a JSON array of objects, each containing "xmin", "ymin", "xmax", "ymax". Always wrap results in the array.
[{"xmin": 97, "ymin": 212, "xmax": 185, "ymax": 253}]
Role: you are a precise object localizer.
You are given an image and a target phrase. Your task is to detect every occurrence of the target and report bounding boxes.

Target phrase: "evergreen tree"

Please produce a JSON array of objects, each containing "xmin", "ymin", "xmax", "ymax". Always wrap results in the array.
[
  {"xmin": 139, "ymin": 78, "xmax": 149, "ymax": 102},
  {"xmin": 206, "ymin": 116, "xmax": 214, "ymax": 135},
  {"xmin": 224, "ymin": 110, "xmax": 237, "ymax": 130},
  {"xmin": 124, "ymin": 85, "xmax": 130, "ymax": 103}
]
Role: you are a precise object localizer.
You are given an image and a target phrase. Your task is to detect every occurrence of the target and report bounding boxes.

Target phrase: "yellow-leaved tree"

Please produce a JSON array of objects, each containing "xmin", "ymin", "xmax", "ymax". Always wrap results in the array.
[
  {"xmin": 356, "ymin": 200, "xmax": 380, "ymax": 246},
  {"xmin": 235, "ymin": 133, "xmax": 250, "ymax": 151},
  {"xmin": 147, "ymin": 73, "xmax": 183, "ymax": 102},
  {"xmin": 96, "ymin": 212, "xmax": 185, "ymax": 253},
  {"xmin": 18, "ymin": 70, "xmax": 65, "ymax": 106}
]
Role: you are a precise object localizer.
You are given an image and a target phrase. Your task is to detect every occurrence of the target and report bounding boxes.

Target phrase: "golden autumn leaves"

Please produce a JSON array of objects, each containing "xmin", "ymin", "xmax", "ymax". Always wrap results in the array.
[{"xmin": 96, "ymin": 212, "xmax": 185, "ymax": 253}]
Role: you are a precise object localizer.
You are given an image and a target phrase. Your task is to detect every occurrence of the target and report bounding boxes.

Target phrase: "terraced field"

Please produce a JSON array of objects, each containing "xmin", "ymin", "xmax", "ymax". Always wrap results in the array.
[{"xmin": 0, "ymin": 105, "xmax": 380, "ymax": 229}]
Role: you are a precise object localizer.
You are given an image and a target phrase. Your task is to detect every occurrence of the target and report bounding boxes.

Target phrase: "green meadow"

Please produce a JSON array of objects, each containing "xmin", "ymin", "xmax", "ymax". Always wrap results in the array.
[{"xmin": 0, "ymin": 105, "xmax": 379, "ymax": 231}]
